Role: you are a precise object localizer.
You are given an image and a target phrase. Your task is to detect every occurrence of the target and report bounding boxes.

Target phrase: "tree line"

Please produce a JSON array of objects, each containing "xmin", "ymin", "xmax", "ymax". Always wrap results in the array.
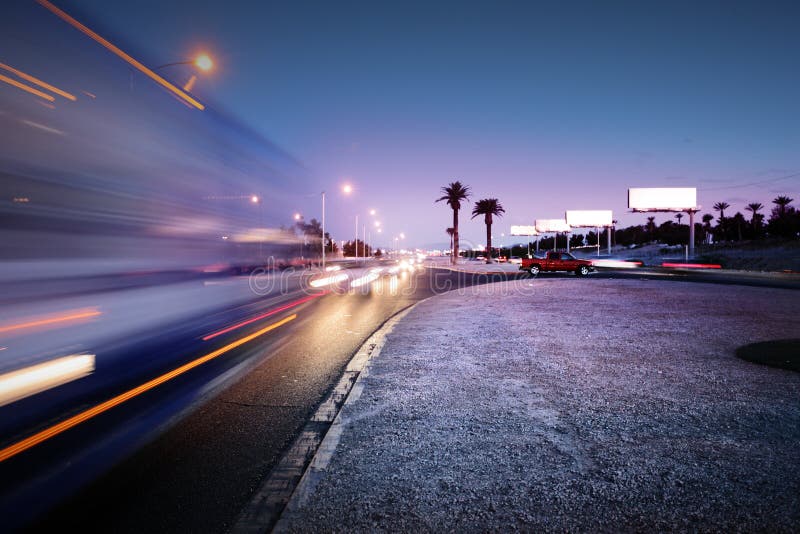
[{"xmin": 614, "ymin": 195, "xmax": 797, "ymax": 247}]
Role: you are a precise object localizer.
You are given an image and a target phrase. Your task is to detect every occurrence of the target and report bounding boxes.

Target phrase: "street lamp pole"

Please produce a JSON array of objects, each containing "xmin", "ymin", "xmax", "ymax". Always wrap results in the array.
[
  {"xmin": 355, "ymin": 214, "xmax": 359, "ymax": 261},
  {"xmin": 321, "ymin": 190, "xmax": 326, "ymax": 271}
]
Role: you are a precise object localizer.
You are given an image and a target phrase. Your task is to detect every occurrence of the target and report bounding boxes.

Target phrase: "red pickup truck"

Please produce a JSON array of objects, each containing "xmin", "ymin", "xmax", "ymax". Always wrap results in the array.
[{"xmin": 520, "ymin": 252, "xmax": 594, "ymax": 276}]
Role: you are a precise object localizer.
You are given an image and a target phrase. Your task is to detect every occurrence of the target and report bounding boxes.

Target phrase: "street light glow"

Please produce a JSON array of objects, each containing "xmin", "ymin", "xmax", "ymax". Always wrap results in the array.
[
  {"xmin": 194, "ymin": 54, "xmax": 213, "ymax": 72},
  {"xmin": 342, "ymin": 184, "xmax": 353, "ymax": 194},
  {"xmin": 369, "ymin": 209, "xmax": 376, "ymax": 216},
  {"xmin": 400, "ymin": 233, "xmax": 405, "ymax": 239},
  {"xmin": 251, "ymin": 195, "xmax": 259, "ymax": 204},
  {"xmin": 294, "ymin": 213, "xmax": 301, "ymax": 220},
  {"xmin": 374, "ymin": 221, "xmax": 381, "ymax": 227}
]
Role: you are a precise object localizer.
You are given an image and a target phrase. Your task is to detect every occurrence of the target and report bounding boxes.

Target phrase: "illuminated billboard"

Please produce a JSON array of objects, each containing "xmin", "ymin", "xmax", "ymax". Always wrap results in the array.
[
  {"xmin": 565, "ymin": 210, "xmax": 613, "ymax": 227},
  {"xmin": 510, "ymin": 225, "xmax": 538, "ymax": 236},
  {"xmin": 628, "ymin": 188, "xmax": 697, "ymax": 211},
  {"xmin": 535, "ymin": 219, "xmax": 571, "ymax": 233}
]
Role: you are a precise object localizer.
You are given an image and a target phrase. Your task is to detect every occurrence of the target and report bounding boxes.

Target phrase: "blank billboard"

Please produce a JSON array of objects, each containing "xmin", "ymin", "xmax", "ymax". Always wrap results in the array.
[
  {"xmin": 628, "ymin": 188, "xmax": 697, "ymax": 211},
  {"xmin": 535, "ymin": 219, "xmax": 571, "ymax": 233},
  {"xmin": 565, "ymin": 210, "xmax": 613, "ymax": 227},
  {"xmin": 510, "ymin": 225, "xmax": 538, "ymax": 236}
]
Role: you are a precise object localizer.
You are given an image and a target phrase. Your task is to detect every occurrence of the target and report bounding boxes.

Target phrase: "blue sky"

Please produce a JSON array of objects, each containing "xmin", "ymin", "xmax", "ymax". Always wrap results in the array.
[{"xmin": 70, "ymin": 0, "xmax": 799, "ymax": 247}]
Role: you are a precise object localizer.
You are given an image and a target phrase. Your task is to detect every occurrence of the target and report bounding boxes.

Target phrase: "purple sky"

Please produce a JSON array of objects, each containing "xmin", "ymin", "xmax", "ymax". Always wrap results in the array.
[{"xmin": 71, "ymin": 0, "xmax": 798, "ymax": 248}]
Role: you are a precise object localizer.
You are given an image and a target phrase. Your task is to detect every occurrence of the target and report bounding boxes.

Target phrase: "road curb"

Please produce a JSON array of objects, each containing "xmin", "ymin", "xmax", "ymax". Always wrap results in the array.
[
  {"xmin": 229, "ymin": 302, "xmax": 422, "ymax": 534},
  {"xmin": 426, "ymin": 264, "xmax": 525, "ymax": 276}
]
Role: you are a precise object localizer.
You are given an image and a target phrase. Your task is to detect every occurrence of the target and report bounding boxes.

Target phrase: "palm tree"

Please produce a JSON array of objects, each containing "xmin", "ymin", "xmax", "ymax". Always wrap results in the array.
[
  {"xmin": 436, "ymin": 181, "xmax": 471, "ymax": 263},
  {"xmin": 702, "ymin": 213, "xmax": 714, "ymax": 243},
  {"xmin": 745, "ymin": 202, "xmax": 763, "ymax": 229},
  {"xmin": 646, "ymin": 216, "xmax": 656, "ymax": 240},
  {"xmin": 772, "ymin": 196, "xmax": 794, "ymax": 218},
  {"xmin": 471, "ymin": 198, "xmax": 505, "ymax": 264},
  {"xmin": 675, "ymin": 213, "xmax": 683, "ymax": 225},
  {"xmin": 445, "ymin": 227, "xmax": 455, "ymax": 256},
  {"xmin": 713, "ymin": 201, "xmax": 730, "ymax": 221}
]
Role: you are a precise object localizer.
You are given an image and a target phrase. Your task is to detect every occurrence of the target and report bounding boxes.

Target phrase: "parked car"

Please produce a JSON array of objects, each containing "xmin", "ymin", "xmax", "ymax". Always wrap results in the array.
[{"xmin": 508, "ymin": 256, "xmax": 522, "ymax": 265}]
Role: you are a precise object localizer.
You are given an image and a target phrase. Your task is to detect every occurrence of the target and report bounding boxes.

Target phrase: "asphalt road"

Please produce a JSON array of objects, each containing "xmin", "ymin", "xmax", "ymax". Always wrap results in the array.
[
  {"xmin": 1, "ymin": 263, "xmax": 795, "ymax": 531},
  {"xmin": 1, "ymin": 264, "xmax": 524, "ymax": 532}
]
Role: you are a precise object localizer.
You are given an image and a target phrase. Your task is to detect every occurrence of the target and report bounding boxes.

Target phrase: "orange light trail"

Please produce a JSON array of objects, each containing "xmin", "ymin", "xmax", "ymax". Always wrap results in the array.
[
  {"xmin": 0, "ymin": 313, "xmax": 296, "ymax": 463},
  {"xmin": 0, "ymin": 62, "xmax": 76, "ymax": 101},
  {"xmin": 0, "ymin": 73, "xmax": 54, "ymax": 102},
  {"xmin": 35, "ymin": 0, "xmax": 205, "ymax": 111},
  {"xmin": 0, "ymin": 309, "xmax": 101, "ymax": 335}
]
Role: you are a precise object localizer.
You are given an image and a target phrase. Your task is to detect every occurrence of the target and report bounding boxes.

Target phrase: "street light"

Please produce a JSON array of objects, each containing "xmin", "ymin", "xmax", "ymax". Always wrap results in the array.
[
  {"xmin": 321, "ymin": 191, "xmax": 326, "ymax": 270},
  {"xmin": 194, "ymin": 54, "xmax": 213, "ymax": 72},
  {"xmin": 250, "ymin": 194, "xmax": 263, "ymax": 260},
  {"xmin": 154, "ymin": 54, "xmax": 214, "ymax": 92},
  {"xmin": 155, "ymin": 53, "xmax": 215, "ymax": 72}
]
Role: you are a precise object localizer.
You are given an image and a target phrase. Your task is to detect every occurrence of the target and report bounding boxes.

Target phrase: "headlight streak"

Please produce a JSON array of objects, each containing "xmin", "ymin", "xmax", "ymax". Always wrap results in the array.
[
  {"xmin": 309, "ymin": 273, "xmax": 348, "ymax": 288},
  {"xmin": 0, "ymin": 314, "xmax": 297, "ymax": 463},
  {"xmin": 350, "ymin": 272, "xmax": 379, "ymax": 288},
  {"xmin": 0, "ymin": 354, "xmax": 95, "ymax": 407},
  {"xmin": 591, "ymin": 259, "xmax": 643, "ymax": 269}
]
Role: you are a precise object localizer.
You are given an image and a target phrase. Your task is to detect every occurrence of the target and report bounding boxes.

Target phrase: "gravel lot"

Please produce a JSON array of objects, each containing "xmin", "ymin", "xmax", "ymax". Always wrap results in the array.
[{"xmin": 279, "ymin": 278, "xmax": 800, "ymax": 532}]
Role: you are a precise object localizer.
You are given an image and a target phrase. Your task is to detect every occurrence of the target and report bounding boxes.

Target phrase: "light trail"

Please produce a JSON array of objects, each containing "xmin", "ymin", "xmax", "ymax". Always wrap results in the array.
[
  {"xmin": 0, "ymin": 354, "xmax": 95, "ymax": 407},
  {"xmin": 0, "ymin": 73, "xmax": 54, "ymax": 102},
  {"xmin": 0, "ymin": 308, "xmax": 101, "ymax": 335},
  {"xmin": 0, "ymin": 62, "xmax": 76, "ymax": 101},
  {"xmin": 202, "ymin": 293, "xmax": 325, "ymax": 341},
  {"xmin": 310, "ymin": 273, "xmax": 348, "ymax": 288},
  {"xmin": 591, "ymin": 259, "xmax": 643, "ymax": 269},
  {"xmin": 0, "ymin": 314, "xmax": 296, "ymax": 463},
  {"xmin": 35, "ymin": 0, "xmax": 205, "ymax": 110},
  {"xmin": 350, "ymin": 272, "xmax": 380, "ymax": 288},
  {"xmin": 662, "ymin": 262, "xmax": 722, "ymax": 269}
]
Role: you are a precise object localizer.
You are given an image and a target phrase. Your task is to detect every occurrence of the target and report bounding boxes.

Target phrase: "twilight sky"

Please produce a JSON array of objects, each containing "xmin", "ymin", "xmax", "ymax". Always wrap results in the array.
[{"xmin": 72, "ymin": 0, "xmax": 798, "ymax": 248}]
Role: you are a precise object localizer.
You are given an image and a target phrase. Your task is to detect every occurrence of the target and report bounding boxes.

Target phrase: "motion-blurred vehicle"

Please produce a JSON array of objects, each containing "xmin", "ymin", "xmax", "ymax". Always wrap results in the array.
[
  {"xmin": 508, "ymin": 256, "xmax": 522, "ymax": 265},
  {"xmin": 520, "ymin": 252, "xmax": 594, "ymax": 276}
]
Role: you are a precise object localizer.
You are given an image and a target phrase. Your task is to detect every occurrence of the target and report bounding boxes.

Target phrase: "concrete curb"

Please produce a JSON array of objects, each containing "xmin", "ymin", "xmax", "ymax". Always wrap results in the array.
[
  {"xmin": 426, "ymin": 264, "xmax": 526, "ymax": 276},
  {"xmin": 271, "ymin": 303, "xmax": 420, "ymax": 532},
  {"xmin": 229, "ymin": 302, "xmax": 422, "ymax": 534}
]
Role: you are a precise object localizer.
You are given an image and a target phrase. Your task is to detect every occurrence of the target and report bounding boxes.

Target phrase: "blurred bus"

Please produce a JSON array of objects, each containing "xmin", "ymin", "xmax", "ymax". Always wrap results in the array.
[{"xmin": 0, "ymin": 1, "xmax": 311, "ymax": 284}]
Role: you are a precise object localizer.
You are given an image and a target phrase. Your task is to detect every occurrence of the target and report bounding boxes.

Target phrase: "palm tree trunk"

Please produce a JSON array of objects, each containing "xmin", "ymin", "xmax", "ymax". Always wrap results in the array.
[
  {"xmin": 486, "ymin": 220, "xmax": 492, "ymax": 264},
  {"xmin": 452, "ymin": 208, "xmax": 459, "ymax": 264}
]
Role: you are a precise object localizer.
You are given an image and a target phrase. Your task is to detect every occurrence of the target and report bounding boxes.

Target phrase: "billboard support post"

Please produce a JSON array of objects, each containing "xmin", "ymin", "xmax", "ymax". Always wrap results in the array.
[
  {"xmin": 510, "ymin": 225, "xmax": 539, "ymax": 259},
  {"xmin": 607, "ymin": 224, "xmax": 611, "ymax": 255}
]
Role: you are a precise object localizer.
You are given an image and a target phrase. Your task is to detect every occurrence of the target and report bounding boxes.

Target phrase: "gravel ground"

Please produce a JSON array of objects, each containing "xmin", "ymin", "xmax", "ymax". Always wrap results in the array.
[{"xmin": 279, "ymin": 278, "xmax": 800, "ymax": 532}]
